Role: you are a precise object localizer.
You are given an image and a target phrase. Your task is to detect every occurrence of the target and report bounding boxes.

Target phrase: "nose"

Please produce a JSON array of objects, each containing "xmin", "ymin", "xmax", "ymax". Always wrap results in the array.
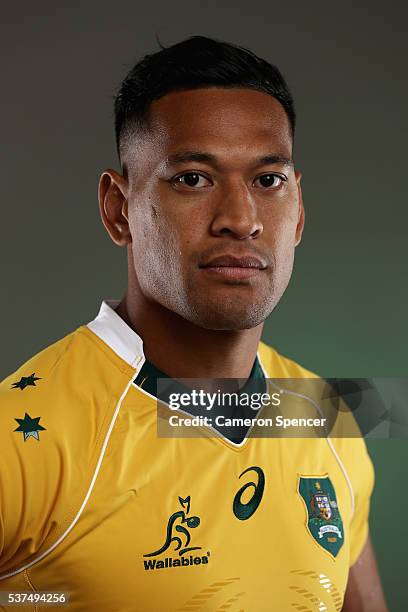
[{"xmin": 210, "ymin": 179, "xmax": 263, "ymax": 240}]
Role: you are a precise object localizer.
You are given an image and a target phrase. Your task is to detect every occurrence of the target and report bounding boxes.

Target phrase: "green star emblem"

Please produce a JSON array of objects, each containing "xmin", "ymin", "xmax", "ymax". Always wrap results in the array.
[
  {"xmin": 14, "ymin": 413, "xmax": 46, "ymax": 442},
  {"xmin": 11, "ymin": 373, "xmax": 41, "ymax": 391}
]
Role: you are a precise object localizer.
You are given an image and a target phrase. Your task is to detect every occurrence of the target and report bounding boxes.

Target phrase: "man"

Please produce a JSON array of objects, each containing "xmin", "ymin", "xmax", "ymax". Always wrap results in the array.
[{"xmin": 0, "ymin": 36, "xmax": 388, "ymax": 611}]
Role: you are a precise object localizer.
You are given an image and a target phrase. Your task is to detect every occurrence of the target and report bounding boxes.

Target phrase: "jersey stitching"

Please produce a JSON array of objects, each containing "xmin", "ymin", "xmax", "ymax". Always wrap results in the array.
[
  {"xmin": 23, "ymin": 569, "xmax": 38, "ymax": 612},
  {"xmin": 56, "ymin": 393, "xmax": 118, "ymax": 533},
  {"xmin": 47, "ymin": 332, "xmax": 77, "ymax": 377},
  {"xmin": 77, "ymin": 327, "xmax": 136, "ymax": 375}
]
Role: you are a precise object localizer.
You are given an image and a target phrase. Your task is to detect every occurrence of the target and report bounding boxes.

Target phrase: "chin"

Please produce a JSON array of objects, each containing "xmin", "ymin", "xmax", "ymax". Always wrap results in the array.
[
  {"xmin": 188, "ymin": 305, "xmax": 272, "ymax": 331},
  {"xmin": 172, "ymin": 287, "xmax": 278, "ymax": 331}
]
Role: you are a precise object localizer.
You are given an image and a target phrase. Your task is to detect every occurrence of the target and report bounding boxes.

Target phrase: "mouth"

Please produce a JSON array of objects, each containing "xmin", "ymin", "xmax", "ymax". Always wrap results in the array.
[{"xmin": 199, "ymin": 255, "xmax": 267, "ymax": 281}]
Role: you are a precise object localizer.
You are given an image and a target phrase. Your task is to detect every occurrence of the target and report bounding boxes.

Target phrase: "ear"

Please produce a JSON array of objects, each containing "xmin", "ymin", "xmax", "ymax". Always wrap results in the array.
[
  {"xmin": 98, "ymin": 169, "xmax": 131, "ymax": 246},
  {"xmin": 294, "ymin": 170, "xmax": 305, "ymax": 247}
]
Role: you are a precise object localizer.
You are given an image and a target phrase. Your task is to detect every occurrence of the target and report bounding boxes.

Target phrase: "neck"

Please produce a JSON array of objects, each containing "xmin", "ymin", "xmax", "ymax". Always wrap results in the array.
[{"xmin": 116, "ymin": 289, "xmax": 263, "ymax": 380}]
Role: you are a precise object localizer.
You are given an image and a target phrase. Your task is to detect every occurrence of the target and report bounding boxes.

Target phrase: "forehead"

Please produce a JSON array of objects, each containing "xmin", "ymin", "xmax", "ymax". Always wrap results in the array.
[{"xmin": 139, "ymin": 88, "xmax": 292, "ymax": 162}]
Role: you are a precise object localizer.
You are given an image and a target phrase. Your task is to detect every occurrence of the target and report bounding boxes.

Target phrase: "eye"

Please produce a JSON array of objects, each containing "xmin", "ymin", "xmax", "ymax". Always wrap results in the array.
[
  {"xmin": 173, "ymin": 172, "xmax": 212, "ymax": 188},
  {"xmin": 254, "ymin": 173, "xmax": 286, "ymax": 189}
]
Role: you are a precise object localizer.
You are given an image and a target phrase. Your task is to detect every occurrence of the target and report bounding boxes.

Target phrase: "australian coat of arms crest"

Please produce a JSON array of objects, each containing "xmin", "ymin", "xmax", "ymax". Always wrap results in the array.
[{"xmin": 298, "ymin": 475, "xmax": 344, "ymax": 557}]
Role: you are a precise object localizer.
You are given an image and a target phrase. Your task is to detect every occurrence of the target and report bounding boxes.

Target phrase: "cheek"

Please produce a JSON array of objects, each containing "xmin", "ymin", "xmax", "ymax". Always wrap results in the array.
[
  {"xmin": 277, "ymin": 217, "xmax": 299, "ymax": 283},
  {"xmin": 262, "ymin": 204, "xmax": 299, "ymax": 289},
  {"xmin": 128, "ymin": 200, "xmax": 188, "ymax": 281},
  {"xmin": 275, "ymin": 221, "xmax": 297, "ymax": 275},
  {"xmin": 264, "ymin": 202, "xmax": 298, "ymax": 248}
]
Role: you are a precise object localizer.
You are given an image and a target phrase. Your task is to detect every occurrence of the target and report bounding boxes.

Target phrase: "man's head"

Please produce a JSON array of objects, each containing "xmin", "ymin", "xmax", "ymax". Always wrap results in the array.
[{"xmin": 99, "ymin": 36, "xmax": 304, "ymax": 331}]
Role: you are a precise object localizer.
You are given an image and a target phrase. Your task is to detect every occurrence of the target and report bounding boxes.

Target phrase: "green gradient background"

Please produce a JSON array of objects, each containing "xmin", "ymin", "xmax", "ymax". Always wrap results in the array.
[{"xmin": 1, "ymin": 1, "xmax": 407, "ymax": 609}]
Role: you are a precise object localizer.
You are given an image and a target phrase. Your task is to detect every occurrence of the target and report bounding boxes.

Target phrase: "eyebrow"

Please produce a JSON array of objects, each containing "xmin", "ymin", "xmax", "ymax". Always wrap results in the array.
[{"xmin": 166, "ymin": 150, "xmax": 294, "ymax": 168}]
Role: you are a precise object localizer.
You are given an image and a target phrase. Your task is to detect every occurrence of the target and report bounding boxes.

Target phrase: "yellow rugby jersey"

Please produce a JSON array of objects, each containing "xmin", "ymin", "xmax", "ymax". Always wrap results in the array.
[{"xmin": 0, "ymin": 300, "xmax": 374, "ymax": 611}]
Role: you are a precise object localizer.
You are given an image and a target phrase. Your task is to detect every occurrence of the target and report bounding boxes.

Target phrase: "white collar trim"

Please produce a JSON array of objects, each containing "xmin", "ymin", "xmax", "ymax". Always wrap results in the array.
[
  {"xmin": 86, "ymin": 300, "xmax": 145, "ymax": 368},
  {"xmin": 86, "ymin": 299, "xmax": 270, "ymax": 378}
]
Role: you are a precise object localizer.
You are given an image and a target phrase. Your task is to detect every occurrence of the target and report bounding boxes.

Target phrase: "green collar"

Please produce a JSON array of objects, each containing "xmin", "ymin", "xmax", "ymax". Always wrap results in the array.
[{"xmin": 134, "ymin": 355, "xmax": 264, "ymax": 397}]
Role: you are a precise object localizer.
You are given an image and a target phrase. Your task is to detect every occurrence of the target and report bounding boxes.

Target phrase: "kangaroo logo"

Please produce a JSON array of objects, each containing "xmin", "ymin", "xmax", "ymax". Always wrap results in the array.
[{"xmin": 144, "ymin": 495, "xmax": 201, "ymax": 558}]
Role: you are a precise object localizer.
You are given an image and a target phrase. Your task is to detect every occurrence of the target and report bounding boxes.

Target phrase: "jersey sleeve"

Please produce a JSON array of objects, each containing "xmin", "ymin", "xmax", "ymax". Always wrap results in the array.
[
  {"xmin": 329, "ymin": 405, "xmax": 375, "ymax": 567},
  {"xmin": 0, "ymin": 326, "xmax": 135, "ymax": 581},
  {"xmin": 346, "ymin": 437, "xmax": 375, "ymax": 566},
  {"xmin": 0, "ymin": 330, "xmax": 84, "ymax": 576},
  {"xmin": 0, "ymin": 336, "xmax": 72, "ymax": 576},
  {"xmin": 328, "ymin": 390, "xmax": 376, "ymax": 567}
]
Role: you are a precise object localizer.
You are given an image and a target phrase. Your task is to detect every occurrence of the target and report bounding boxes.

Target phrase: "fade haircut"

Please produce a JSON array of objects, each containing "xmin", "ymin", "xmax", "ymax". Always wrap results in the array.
[{"xmin": 114, "ymin": 35, "xmax": 295, "ymax": 161}]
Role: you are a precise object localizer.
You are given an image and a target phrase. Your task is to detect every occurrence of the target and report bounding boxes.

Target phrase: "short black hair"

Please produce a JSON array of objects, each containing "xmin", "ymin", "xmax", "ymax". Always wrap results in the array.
[{"xmin": 114, "ymin": 35, "xmax": 295, "ymax": 160}]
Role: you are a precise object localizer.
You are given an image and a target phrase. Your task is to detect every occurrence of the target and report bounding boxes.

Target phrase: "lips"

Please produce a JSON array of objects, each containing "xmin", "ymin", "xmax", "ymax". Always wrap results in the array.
[
  {"xmin": 200, "ymin": 255, "xmax": 266, "ymax": 269},
  {"xmin": 199, "ymin": 254, "xmax": 267, "ymax": 281}
]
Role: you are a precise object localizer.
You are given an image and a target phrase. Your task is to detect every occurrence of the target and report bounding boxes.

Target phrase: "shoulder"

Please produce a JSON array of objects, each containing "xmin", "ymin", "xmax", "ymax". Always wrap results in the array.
[
  {"xmin": 1, "ymin": 330, "xmax": 75, "ymax": 392},
  {"xmin": 0, "ymin": 324, "xmax": 135, "ymax": 409},
  {"xmin": 0, "ymin": 323, "xmax": 136, "ymax": 459},
  {"xmin": 0, "ymin": 329, "xmax": 78, "ymax": 441}
]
